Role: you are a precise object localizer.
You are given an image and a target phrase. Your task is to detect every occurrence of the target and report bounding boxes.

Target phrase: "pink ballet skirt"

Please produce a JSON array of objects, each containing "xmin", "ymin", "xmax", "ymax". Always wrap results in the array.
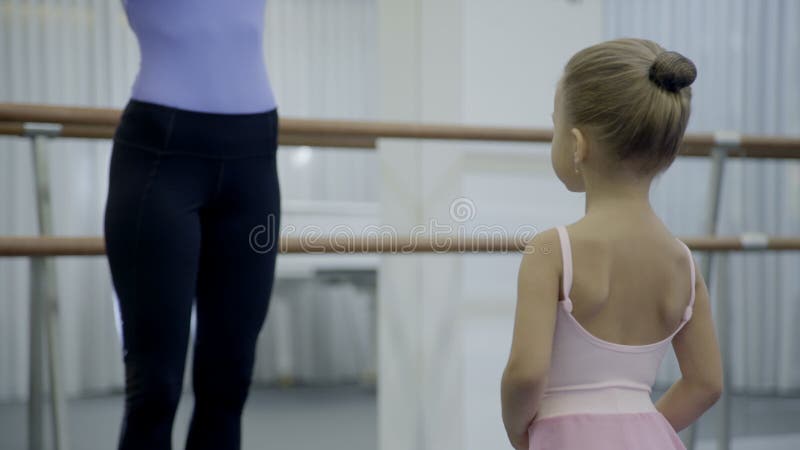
[
  {"xmin": 530, "ymin": 412, "xmax": 685, "ymax": 450},
  {"xmin": 528, "ymin": 227, "xmax": 696, "ymax": 449}
]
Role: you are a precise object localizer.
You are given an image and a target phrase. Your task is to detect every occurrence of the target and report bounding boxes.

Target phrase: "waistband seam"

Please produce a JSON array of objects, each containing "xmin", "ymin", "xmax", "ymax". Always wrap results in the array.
[
  {"xmin": 127, "ymin": 99, "xmax": 279, "ymax": 118},
  {"xmin": 532, "ymin": 411, "xmax": 663, "ymax": 424},
  {"xmin": 163, "ymin": 111, "xmax": 176, "ymax": 149},
  {"xmin": 545, "ymin": 383, "xmax": 653, "ymax": 394},
  {"xmin": 113, "ymin": 138, "xmax": 275, "ymax": 160}
]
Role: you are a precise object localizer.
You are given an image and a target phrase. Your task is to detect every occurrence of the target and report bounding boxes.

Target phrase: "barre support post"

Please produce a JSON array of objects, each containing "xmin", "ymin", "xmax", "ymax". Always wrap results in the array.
[
  {"xmin": 716, "ymin": 252, "xmax": 732, "ymax": 450},
  {"xmin": 28, "ymin": 127, "xmax": 70, "ymax": 450},
  {"xmin": 707, "ymin": 144, "xmax": 732, "ymax": 450},
  {"xmin": 684, "ymin": 146, "xmax": 727, "ymax": 450}
]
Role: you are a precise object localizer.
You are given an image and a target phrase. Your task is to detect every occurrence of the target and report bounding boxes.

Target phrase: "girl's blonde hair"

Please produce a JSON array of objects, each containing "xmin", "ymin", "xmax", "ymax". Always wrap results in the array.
[{"xmin": 562, "ymin": 38, "xmax": 696, "ymax": 174}]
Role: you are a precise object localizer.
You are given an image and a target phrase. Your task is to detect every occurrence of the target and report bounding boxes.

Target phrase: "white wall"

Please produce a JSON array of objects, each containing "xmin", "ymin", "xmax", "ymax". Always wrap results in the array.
[
  {"xmin": 377, "ymin": 1, "xmax": 603, "ymax": 448},
  {"xmin": 377, "ymin": 1, "xmax": 466, "ymax": 448},
  {"xmin": 461, "ymin": 1, "xmax": 602, "ymax": 448},
  {"xmin": 463, "ymin": 0, "xmax": 603, "ymax": 127}
]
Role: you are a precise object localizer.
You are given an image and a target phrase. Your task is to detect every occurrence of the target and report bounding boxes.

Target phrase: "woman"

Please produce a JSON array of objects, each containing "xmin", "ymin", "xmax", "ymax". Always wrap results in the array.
[{"xmin": 105, "ymin": 1, "xmax": 280, "ymax": 449}]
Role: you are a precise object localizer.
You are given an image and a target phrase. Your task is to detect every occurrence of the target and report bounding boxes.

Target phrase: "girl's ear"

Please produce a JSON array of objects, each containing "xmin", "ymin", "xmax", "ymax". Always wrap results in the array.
[{"xmin": 571, "ymin": 127, "xmax": 589, "ymax": 164}]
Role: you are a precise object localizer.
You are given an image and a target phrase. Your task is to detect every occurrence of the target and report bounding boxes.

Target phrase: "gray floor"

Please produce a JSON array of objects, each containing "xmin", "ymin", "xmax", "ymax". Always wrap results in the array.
[
  {"xmin": 1, "ymin": 387, "xmax": 798, "ymax": 450},
  {"xmin": 682, "ymin": 392, "xmax": 800, "ymax": 440},
  {"xmin": 686, "ymin": 394, "xmax": 800, "ymax": 449},
  {"xmin": 0, "ymin": 386, "xmax": 377, "ymax": 450}
]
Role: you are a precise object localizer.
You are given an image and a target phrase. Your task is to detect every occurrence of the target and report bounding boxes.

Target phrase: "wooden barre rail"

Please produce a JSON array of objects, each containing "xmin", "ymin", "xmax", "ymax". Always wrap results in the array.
[
  {"xmin": 1, "ymin": 235, "xmax": 799, "ymax": 257},
  {"xmin": 0, "ymin": 122, "xmax": 377, "ymax": 149},
  {"xmin": 2, "ymin": 103, "xmax": 800, "ymax": 157}
]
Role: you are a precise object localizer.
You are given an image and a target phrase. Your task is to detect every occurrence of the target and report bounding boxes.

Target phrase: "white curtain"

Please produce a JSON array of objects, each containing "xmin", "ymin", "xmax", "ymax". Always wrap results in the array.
[
  {"xmin": 605, "ymin": 0, "xmax": 800, "ymax": 392},
  {"xmin": 0, "ymin": 0, "xmax": 378, "ymax": 400},
  {"xmin": 256, "ymin": 277, "xmax": 376, "ymax": 384},
  {"xmin": 267, "ymin": 0, "xmax": 379, "ymax": 202}
]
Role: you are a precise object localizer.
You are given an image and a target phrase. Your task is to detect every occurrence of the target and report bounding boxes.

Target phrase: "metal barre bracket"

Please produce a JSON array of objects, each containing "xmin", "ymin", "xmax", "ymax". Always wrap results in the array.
[
  {"xmin": 740, "ymin": 232, "xmax": 770, "ymax": 250},
  {"xmin": 23, "ymin": 122, "xmax": 63, "ymax": 138},
  {"xmin": 713, "ymin": 131, "xmax": 742, "ymax": 148}
]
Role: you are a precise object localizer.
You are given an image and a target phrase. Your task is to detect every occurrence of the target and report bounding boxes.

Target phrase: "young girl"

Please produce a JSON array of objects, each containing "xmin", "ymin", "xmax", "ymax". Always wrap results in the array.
[{"xmin": 501, "ymin": 39, "xmax": 723, "ymax": 450}]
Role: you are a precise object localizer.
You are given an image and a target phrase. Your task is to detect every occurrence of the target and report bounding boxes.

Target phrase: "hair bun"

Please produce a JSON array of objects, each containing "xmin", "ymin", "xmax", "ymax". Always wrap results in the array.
[{"xmin": 649, "ymin": 51, "xmax": 697, "ymax": 93}]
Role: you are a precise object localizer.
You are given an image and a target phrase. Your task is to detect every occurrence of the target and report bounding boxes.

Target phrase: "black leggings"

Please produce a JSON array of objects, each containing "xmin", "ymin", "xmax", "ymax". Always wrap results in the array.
[{"xmin": 104, "ymin": 100, "xmax": 280, "ymax": 450}]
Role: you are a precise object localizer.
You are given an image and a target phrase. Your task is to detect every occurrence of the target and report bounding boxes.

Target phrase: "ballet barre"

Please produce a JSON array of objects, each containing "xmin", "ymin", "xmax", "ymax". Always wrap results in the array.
[
  {"xmin": 2, "ymin": 103, "xmax": 800, "ymax": 450},
  {"xmin": 1, "ymin": 234, "xmax": 800, "ymax": 257},
  {"xmin": 2, "ymin": 103, "xmax": 800, "ymax": 158}
]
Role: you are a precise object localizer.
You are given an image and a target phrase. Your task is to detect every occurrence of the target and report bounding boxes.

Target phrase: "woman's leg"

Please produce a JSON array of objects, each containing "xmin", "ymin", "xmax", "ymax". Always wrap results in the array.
[
  {"xmin": 105, "ymin": 142, "xmax": 212, "ymax": 450},
  {"xmin": 186, "ymin": 150, "xmax": 280, "ymax": 450}
]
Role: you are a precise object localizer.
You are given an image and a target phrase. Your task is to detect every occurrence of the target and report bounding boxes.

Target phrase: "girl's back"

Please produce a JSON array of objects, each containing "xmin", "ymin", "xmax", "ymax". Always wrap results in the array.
[
  {"xmin": 501, "ymin": 38, "xmax": 722, "ymax": 450},
  {"xmin": 568, "ymin": 216, "xmax": 692, "ymax": 346},
  {"xmin": 527, "ymin": 223, "xmax": 695, "ymax": 449}
]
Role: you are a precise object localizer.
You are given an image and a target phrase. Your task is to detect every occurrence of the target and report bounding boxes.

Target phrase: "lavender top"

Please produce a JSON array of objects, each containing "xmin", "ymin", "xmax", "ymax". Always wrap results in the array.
[{"xmin": 123, "ymin": 0, "xmax": 277, "ymax": 113}]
